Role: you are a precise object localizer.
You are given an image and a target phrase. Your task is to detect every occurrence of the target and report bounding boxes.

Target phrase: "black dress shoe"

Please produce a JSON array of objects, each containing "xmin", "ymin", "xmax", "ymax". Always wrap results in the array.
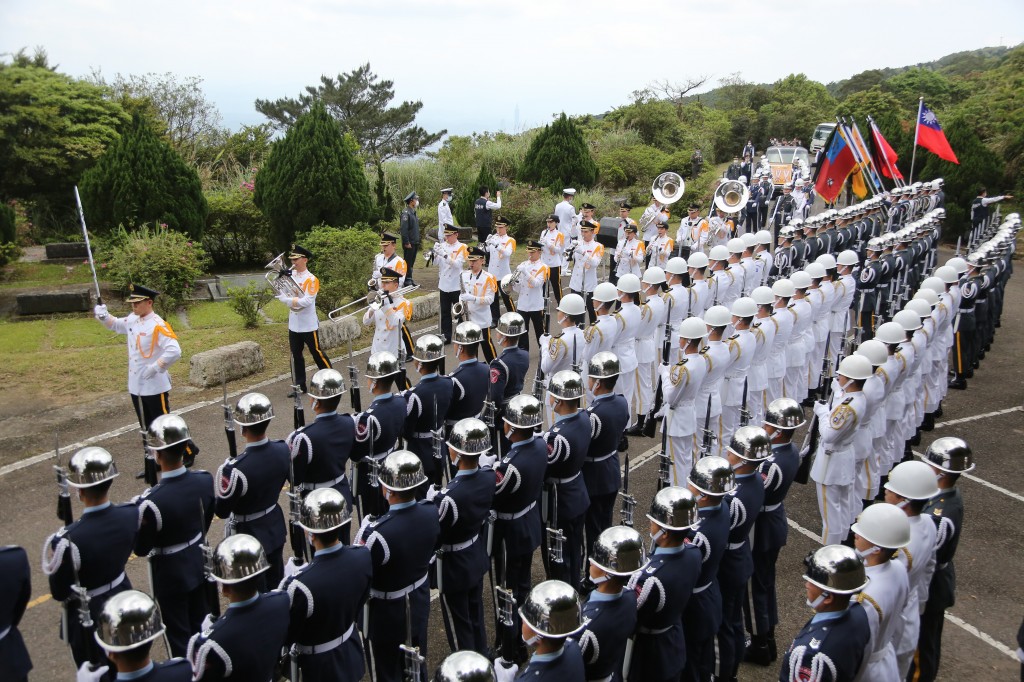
[
  {"xmin": 744, "ymin": 635, "xmax": 773, "ymax": 666},
  {"xmin": 948, "ymin": 378, "xmax": 967, "ymax": 390},
  {"xmin": 624, "ymin": 415, "xmax": 646, "ymax": 436},
  {"xmin": 922, "ymin": 413, "xmax": 935, "ymax": 431}
]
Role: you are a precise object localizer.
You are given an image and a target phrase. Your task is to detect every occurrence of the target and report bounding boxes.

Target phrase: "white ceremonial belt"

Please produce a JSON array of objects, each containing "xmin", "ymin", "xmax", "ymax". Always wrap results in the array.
[
  {"xmin": 0, "ymin": 626, "xmax": 10, "ymax": 641},
  {"xmin": 369, "ymin": 446, "xmax": 397, "ymax": 462},
  {"xmin": 637, "ymin": 624, "xmax": 672, "ymax": 635},
  {"xmin": 232, "ymin": 504, "xmax": 277, "ymax": 523},
  {"xmin": 87, "ymin": 571, "xmax": 126, "ymax": 598},
  {"xmin": 586, "ymin": 451, "xmax": 618, "ymax": 463},
  {"xmin": 411, "ymin": 431, "xmax": 437, "ymax": 440},
  {"xmin": 441, "ymin": 534, "xmax": 479, "ymax": 553},
  {"xmin": 547, "ymin": 472, "xmax": 581, "ymax": 485},
  {"xmin": 307, "ymin": 473, "xmax": 346, "ymax": 490},
  {"xmin": 496, "ymin": 501, "xmax": 536, "ymax": 520},
  {"xmin": 151, "ymin": 532, "xmax": 203, "ymax": 556},
  {"xmin": 727, "ymin": 541, "xmax": 746, "ymax": 550},
  {"xmin": 293, "ymin": 623, "xmax": 355, "ymax": 655},
  {"xmin": 761, "ymin": 503, "xmax": 782, "ymax": 512},
  {"xmin": 693, "ymin": 582, "xmax": 712, "ymax": 594},
  {"xmin": 369, "ymin": 573, "xmax": 428, "ymax": 600}
]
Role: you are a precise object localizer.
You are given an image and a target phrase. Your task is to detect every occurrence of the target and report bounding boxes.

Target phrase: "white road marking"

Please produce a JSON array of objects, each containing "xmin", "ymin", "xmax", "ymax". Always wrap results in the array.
[
  {"xmin": 911, "ymin": 450, "xmax": 1024, "ymax": 504},
  {"xmin": 934, "ymin": 405, "xmax": 1022, "ymax": 428}
]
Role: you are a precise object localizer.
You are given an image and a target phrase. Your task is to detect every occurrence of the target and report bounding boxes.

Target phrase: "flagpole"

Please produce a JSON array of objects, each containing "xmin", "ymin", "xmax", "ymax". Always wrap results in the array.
[
  {"xmin": 838, "ymin": 117, "xmax": 877, "ymax": 197},
  {"xmin": 849, "ymin": 118, "xmax": 884, "ymax": 193},
  {"xmin": 843, "ymin": 117, "xmax": 880, "ymax": 195},
  {"xmin": 868, "ymin": 116, "xmax": 905, "ymax": 189},
  {"xmin": 908, "ymin": 97, "xmax": 923, "ymax": 184}
]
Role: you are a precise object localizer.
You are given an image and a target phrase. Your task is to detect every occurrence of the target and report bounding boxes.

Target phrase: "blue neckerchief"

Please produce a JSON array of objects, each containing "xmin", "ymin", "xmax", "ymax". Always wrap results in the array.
[
  {"xmin": 811, "ymin": 606, "xmax": 849, "ymax": 624},
  {"xmin": 653, "ymin": 544, "xmax": 685, "ymax": 555},
  {"xmin": 82, "ymin": 501, "xmax": 111, "ymax": 515},
  {"xmin": 588, "ymin": 588, "xmax": 624, "ymax": 602},
  {"xmin": 421, "ymin": 373, "xmax": 438, "ymax": 380},
  {"xmin": 228, "ymin": 594, "xmax": 260, "ymax": 610},
  {"xmin": 455, "ymin": 467, "xmax": 479, "ymax": 478},
  {"xmin": 117, "ymin": 662, "xmax": 155, "ymax": 680},
  {"xmin": 315, "ymin": 411, "xmax": 338, "ymax": 420},
  {"xmin": 244, "ymin": 437, "xmax": 269, "ymax": 449},
  {"xmin": 372, "ymin": 393, "xmax": 393, "ymax": 404},
  {"xmin": 554, "ymin": 411, "xmax": 575, "ymax": 423},
  {"xmin": 389, "ymin": 500, "xmax": 416, "ymax": 511},
  {"xmin": 531, "ymin": 646, "xmax": 566, "ymax": 663},
  {"xmin": 314, "ymin": 543, "xmax": 346, "ymax": 558},
  {"xmin": 161, "ymin": 466, "xmax": 187, "ymax": 479}
]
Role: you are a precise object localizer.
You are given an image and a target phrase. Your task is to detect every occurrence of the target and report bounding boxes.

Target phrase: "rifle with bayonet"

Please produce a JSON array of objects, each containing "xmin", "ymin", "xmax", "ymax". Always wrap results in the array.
[
  {"xmin": 796, "ymin": 331, "xmax": 835, "ymax": 484},
  {"xmin": 619, "ymin": 448, "xmax": 637, "ymax": 526},
  {"xmin": 54, "ymin": 432, "xmax": 73, "ymax": 524},
  {"xmin": 290, "ymin": 354, "xmax": 305, "ymax": 430},
  {"xmin": 399, "ymin": 593, "xmax": 425, "ymax": 682},
  {"xmin": 348, "ymin": 339, "xmax": 362, "ymax": 413},
  {"xmin": 198, "ymin": 499, "xmax": 221, "ymax": 619},
  {"xmin": 699, "ymin": 392, "xmax": 715, "ymax": 459},
  {"xmin": 132, "ymin": 394, "xmax": 158, "ymax": 486},
  {"xmin": 221, "ymin": 371, "xmax": 237, "ymax": 460},
  {"xmin": 287, "ymin": 450, "xmax": 309, "ymax": 566},
  {"xmin": 643, "ymin": 291, "xmax": 674, "ymax": 438}
]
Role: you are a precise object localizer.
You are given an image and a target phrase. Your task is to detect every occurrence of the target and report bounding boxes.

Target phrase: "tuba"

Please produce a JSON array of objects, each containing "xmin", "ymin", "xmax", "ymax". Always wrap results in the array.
[
  {"xmin": 713, "ymin": 180, "xmax": 750, "ymax": 215},
  {"xmin": 265, "ymin": 253, "xmax": 304, "ymax": 298},
  {"xmin": 652, "ymin": 171, "xmax": 685, "ymax": 205}
]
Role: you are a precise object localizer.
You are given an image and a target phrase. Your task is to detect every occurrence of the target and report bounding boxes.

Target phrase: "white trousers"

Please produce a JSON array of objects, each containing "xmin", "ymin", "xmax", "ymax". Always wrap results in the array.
[
  {"xmin": 637, "ymin": 360, "xmax": 654, "ymax": 414},
  {"xmin": 668, "ymin": 434, "xmax": 697, "ymax": 487},
  {"xmin": 619, "ymin": 366, "xmax": 638, "ymax": 424},
  {"xmin": 816, "ymin": 482, "xmax": 853, "ymax": 545}
]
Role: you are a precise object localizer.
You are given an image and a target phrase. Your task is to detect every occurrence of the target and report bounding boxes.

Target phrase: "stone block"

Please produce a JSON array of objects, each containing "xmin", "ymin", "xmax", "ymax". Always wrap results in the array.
[
  {"xmin": 189, "ymin": 340, "xmax": 265, "ymax": 388},
  {"xmin": 318, "ymin": 316, "xmax": 361, "ymax": 350},
  {"xmin": 16, "ymin": 290, "xmax": 91, "ymax": 315},
  {"xmin": 44, "ymin": 243, "xmax": 88, "ymax": 259},
  {"xmin": 410, "ymin": 292, "xmax": 440, "ymax": 322}
]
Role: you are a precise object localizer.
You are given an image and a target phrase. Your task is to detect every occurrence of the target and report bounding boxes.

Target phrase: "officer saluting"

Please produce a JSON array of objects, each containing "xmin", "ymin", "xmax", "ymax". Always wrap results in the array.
[
  {"xmin": 0, "ymin": 544, "xmax": 31, "ymax": 682},
  {"xmin": 134, "ymin": 415, "xmax": 214, "ymax": 657},
  {"xmin": 214, "ymin": 393, "xmax": 289, "ymax": 588},
  {"xmin": 279, "ymin": 488, "xmax": 372, "ymax": 682},
  {"xmin": 404, "ymin": 335, "xmax": 454, "ymax": 487},
  {"xmin": 351, "ymin": 352, "xmax": 408, "ymax": 520},
  {"xmin": 354, "ymin": 451, "xmax": 440, "ymax": 682},
  {"xmin": 186, "ymin": 534, "xmax": 291, "ymax": 681},
  {"xmin": 428, "ymin": 418, "xmax": 497, "ymax": 655},
  {"xmin": 43, "ymin": 447, "xmax": 138, "ymax": 669}
]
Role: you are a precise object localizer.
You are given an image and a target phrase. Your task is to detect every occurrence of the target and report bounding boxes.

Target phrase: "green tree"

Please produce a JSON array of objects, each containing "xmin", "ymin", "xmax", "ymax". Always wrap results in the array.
[
  {"xmin": 454, "ymin": 166, "xmax": 498, "ymax": 226},
  {"xmin": 758, "ymin": 74, "xmax": 836, "ymax": 143},
  {"xmin": 882, "ymin": 68, "xmax": 967, "ymax": 112},
  {"xmin": 605, "ymin": 98, "xmax": 685, "ymax": 152},
  {"xmin": 253, "ymin": 102, "xmax": 372, "ymax": 249},
  {"xmin": 519, "ymin": 113, "xmax": 598, "ymax": 190},
  {"xmin": 78, "ymin": 112, "xmax": 208, "ymax": 237}
]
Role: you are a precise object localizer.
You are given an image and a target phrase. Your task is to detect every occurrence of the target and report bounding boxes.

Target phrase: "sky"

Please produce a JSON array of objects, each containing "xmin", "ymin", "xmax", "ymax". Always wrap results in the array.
[{"xmin": 3, "ymin": 0, "xmax": 1022, "ymax": 139}]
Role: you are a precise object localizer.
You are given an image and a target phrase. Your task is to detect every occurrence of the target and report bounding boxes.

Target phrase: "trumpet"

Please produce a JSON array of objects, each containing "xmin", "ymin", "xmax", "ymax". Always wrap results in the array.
[
  {"xmin": 327, "ymin": 284, "xmax": 420, "ymax": 320},
  {"xmin": 265, "ymin": 253, "xmax": 304, "ymax": 298}
]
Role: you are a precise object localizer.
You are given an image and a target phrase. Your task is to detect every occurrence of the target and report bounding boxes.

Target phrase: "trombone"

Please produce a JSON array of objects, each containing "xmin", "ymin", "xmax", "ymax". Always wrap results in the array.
[{"xmin": 327, "ymin": 283, "xmax": 420, "ymax": 320}]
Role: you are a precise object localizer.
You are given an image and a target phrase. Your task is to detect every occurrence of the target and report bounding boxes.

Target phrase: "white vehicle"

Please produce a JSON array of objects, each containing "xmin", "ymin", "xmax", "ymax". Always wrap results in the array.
[{"xmin": 810, "ymin": 122, "xmax": 837, "ymax": 156}]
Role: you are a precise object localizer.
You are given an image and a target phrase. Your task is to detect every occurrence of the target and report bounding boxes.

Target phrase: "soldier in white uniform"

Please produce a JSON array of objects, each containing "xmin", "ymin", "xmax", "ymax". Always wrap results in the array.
[
  {"xmin": 613, "ymin": 223, "xmax": 644, "ymax": 279},
  {"xmin": 540, "ymin": 293, "xmax": 586, "ymax": 423},
  {"xmin": 663, "ymin": 257, "xmax": 694, "ymax": 351},
  {"xmin": 720, "ymin": 297, "xmax": 757, "ymax": 449},
  {"xmin": 540, "ymin": 214, "xmax": 566, "ymax": 303},
  {"xmin": 437, "ymin": 225, "xmax": 469, "ymax": 346},
  {"xmin": 460, "ymin": 247, "xmax": 499, "ymax": 361},
  {"xmin": 747, "ymin": 287, "xmax": 778, "ymax": 426},
  {"xmin": 486, "ymin": 216, "xmax": 516, "ymax": 320},
  {"xmin": 739, "ymin": 234, "xmax": 760, "ymax": 296},
  {"xmin": 371, "ymin": 232, "xmax": 408, "ymax": 287},
  {"xmin": 582, "ymin": 283, "xmax": 621, "ymax": 401},
  {"xmin": 852, "ymin": 339, "xmax": 891, "ymax": 517},
  {"xmin": 784, "ymin": 272, "xmax": 814, "ymax": 402},
  {"xmin": 568, "ymin": 219, "xmax": 604, "ymax": 321},
  {"xmin": 554, "ymin": 188, "xmax": 578, "ymax": 243},
  {"xmin": 687, "ymin": 252, "xmax": 712, "ymax": 316},
  {"xmin": 647, "ymin": 220, "xmax": 674, "ymax": 270},
  {"xmin": 632, "ymin": 267, "xmax": 666, "ymax": 435},
  {"xmin": 753, "ymin": 231, "xmax": 774, "ymax": 287},
  {"xmin": 706, "ymin": 245, "xmax": 735, "ymax": 309},
  {"xmin": 94, "ymin": 283, "xmax": 182, "ymax": 428},
  {"xmin": 613, "ymin": 274, "xmax": 643, "ymax": 426},
  {"xmin": 696, "ymin": 305, "xmax": 737, "ymax": 458},
  {"xmin": 766, "ymin": 279, "xmax": 795, "ymax": 405},
  {"xmin": 677, "ymin": 203, "xmax": 710, "ymax": 256},
  {"xmin": 724, "ymin": 238, "xmax": 747, "ymax": 306},
  {"xmin": 661, "ymin": 317, "xmax": 710, "ymax": 483},
  {"xmin": 275, "ymin": 244, "xmax": 332, "ymax": 394},
  {"xmin": 437, "ymin": 187, "xmax": 455, "ymax": 242},
  {"xmin": 512, "ymin": 240, "xmax": 549, "ymax": 351},
  {"xmin": 363, "ymin": 267, "xmax": 414, "ymax": 358},
  {"xmin": 638, "ymin": 196, "xmax": 665, "ymax": 247}
]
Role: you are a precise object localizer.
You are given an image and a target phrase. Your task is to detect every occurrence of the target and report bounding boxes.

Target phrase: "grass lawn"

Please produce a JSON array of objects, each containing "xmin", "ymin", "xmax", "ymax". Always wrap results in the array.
[{"xmin": 0, "ymin": 261, "xmax": 98, "ymax": 289}]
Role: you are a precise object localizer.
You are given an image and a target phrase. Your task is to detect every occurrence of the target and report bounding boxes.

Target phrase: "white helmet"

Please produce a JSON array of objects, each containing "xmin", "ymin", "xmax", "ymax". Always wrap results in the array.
[
  {"xmin": 790, "ymin": 271, "xmax": 812, "ymax": 289},
  {"xmin": 906, "ymin": 298, "xmax": 932, "ymax": 319},
  {"xmin": 920, "ymin": 277, "xmax": 945, "ymax": 296},
  {"xmin": 750, "ymin": 286, "xmax": 775, "ymax": 306},
  {"xmin": 851, "ymin": 503, "xmax": 911, "ymax": 549},
  {"xmin": 815, "ymin": 254, "xmax": 837, "ymax": 270},
  {"xmin": 755, "ymin": 230, "xmax": 773, "ymax": 245},
  {"xmin": 642, "ymin": 267, "xmax": 666, "ymax": 286},
  {"xmin": 893, "ymin": 309, "xmax": 922, "ymax": 332},
  {"xmin": 837, "ymin": 355, "xmax": 873, "ymax": 381},
  {"xmin": 771, "ymin": 279, "xmax": 796, "ymax": 298},
  {"xmin": 731, "ymin": 297, "xmax": 758, "ymax": 319},
  {"xmin": 665, "ymin": 257, "xmax": 688, "ymax": 276},
  {"xmin": 704, "ymin": 305, "xmax": 732, "ymax": 327},
  {"xmin": 708, "ymin": 245, "xmax": 730, "ymax": 262},
  {"xmin": 726, "ymin": 238, "xmax": 746, "ymax": 254},
  {"xmin": 875, "ymin": 321, "xmax": 906, "ymax": 345},
  {"xmin": 934, "ymin": 265, "xmax": 958, "ymax": 284},
  {"xmin": 687, "ymin": 252, "xmax": 710, "ymax": 270},
  {"xmin": 678, "ymin": 317, "xmax": 708, "ymax": 340},
  {"xmin": 836, "ymin": 250, "xmax": 859, "ymax": 267},
  {"xmin": 885, "ymin": 461, "xmax": 940, "ymax": 500},
  {"xmin": 805, "ymin": 263, "xmax": 826, "ymax": 280},
  {"xmin": 855, "ymin": 339, "xmax": 888, "ymax": 367},
  {"xmin": 592, "ymin": 282, "xmax": 618, "ymax": 303},
  {"xmin": 740, "ymin": 233, "xmax": 757, "ymax": 249},
  {"xmin": 913, "ymin": 289, "xmax": 939, "ymax": 307},
  {"xmin": 945, "ymin": 256, "xmax": 968, "ymax": 275},
  {"xmin": 617, "ymin": 274, "xmax": 642, "ymax": 294},
  {"xmin": 557, "ymin": 293, "xmax": 586, "ymax": 316}
]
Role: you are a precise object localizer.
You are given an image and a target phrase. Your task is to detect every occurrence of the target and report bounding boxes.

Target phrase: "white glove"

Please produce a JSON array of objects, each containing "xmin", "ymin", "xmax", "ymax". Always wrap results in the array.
[
  {"xmin": 141, "ymin": 364, "xmax": 161, "ymax": 381},
  {"xmin": 278, "ymin": 294, "xmax": 292, "ymax": 306},
  {"xmin": 201, "ymin": 613, "xmax": 216, "ymax": 633},
  {"xmin": 812, "ymin": 400, "xmax": 828, "ymax": 419},
  {"xmin": 425, "ymin": 484, "xmax": 441, "ymax": 502},
  {"xmin": 77, "ymin": 662, "xmax": 110, "ymax": 682},
  {"xmin": 93, "ymin": 304, "xmax": 108, "ymax": 320},
  {"xmin": 493, "ymin": 657, "xmax": 519, "ymax": 682},
  {"xmin": 459, "ymin": 293, "xmax": 474, "ymax": 302},
  {"xmin": 539, "ymin": 333, "xmax": 551, "ymax": 347},
  {"xmin": 284, "ymin": 556, "xmax": 302, "ymax": 579},
  {"xmin": 479, "ymin": 453, "xmax": 497, "ymax": 469}
]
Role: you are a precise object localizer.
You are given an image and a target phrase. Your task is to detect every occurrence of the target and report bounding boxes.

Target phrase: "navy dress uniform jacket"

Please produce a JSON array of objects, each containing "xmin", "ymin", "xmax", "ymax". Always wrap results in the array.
[
  {"xmin": 449, "ymin": 360, "xmax": 489, "ymax": 422},
  {"xmin": 778, "ymin": 604, "xmax": 870, "ymax": 682},
  {"xmin": 187, "ymin": 591, "xmax": 291, "ymax": 681},
  {"xmin": 516, "ymin": 639, "xmax": 587, "ymax": 681},
  {"xmin": 754, "ymin": 442, "xmax": 800, "ymax": 553},
  {"xmin": 584, "ymin": 393, "xmax": 627, "ymax": 497},
  {"xmin": 544, "ymin": 411, "xmax": 592, "ymax": 521},
  {"xmin": 111, "ymin": 659, "xmax": 192, "ymax": 681},
  {"xmin": 404, "ymin": 374, "xmax": 455, "ymax": 480},
  {"xmin": 434, "ymin": 467, "xmax": 497, "ymax": 590},
  {"xmin": 575, "ymin": 588, "xmax": 638, "ymax": 682},
  {"xmin": 684, "ymin": 500, "xmax": 730, "ymax": 643},
  {"xmin": 214, "ymin": 439, "xmax": 290, "ymax": 559},
  {"xmin": 493, "ymin": 436, "xmax": 546, "ymax": 557},
  {"xmin": 287, "ymin": 411, "xmax": 356, "ymax": 505},
  {"xmin": 923, "ymin": 487, "xmax": 964, "ymax": 610},
  {"xmin": 0, "ymin": 545, "xmax": 31, "ymax": 681},
  {"xmin": 489, "ymin": 346, "xmax": 530, "ymax": 405},
  {"xmin": 719, "ymin": 472, "xmax": 765, "ymax": 586},
  {"xmin": 279, "ymin": 543, "xmax": 373, "ymax": 682},
  {"xmin": 352, "ymin": 393, "xmax": 408, "ymax": 517}
]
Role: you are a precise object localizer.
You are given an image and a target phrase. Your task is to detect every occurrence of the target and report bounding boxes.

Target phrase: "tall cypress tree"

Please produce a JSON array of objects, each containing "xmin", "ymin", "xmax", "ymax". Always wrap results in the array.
[
  {"xmin": 519, "ymin": 113, "xmax": 598, "ymax": 190},
  {"xmin": 454, "ymin": 165, "xmax": 499, "ymax": 226},
  {"xmin": 79, "ymin": 112, "xmax": 207, "ymax": 237},
  {"xmin": 254, "ymin": 102, "xmax": 373, "ymax": 248}
]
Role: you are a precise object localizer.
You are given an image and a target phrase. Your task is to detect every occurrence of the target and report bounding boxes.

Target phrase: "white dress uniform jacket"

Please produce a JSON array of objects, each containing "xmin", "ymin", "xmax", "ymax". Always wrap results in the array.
[{"xmin": 108, "ymin": 311, "xmax": 181, "ymax": 395}]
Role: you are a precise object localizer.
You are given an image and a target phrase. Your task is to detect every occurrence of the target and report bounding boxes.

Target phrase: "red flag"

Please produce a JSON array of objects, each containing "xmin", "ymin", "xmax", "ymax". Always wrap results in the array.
[
  {"xmin": 869, "ymin": 119, "xmax": 903, "ymax": 180},
  {"xmin": 915, "ymin": 102, "xmax": 959, "ymax": 164},
  {"xmin": 814, "ymin": 127, "xmax": 857, "ymax": 203}
]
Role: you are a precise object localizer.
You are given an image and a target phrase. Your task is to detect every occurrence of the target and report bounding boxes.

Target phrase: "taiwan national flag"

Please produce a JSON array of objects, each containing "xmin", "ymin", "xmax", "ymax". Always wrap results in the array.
[
  {"xmin": 915, "ymin": 102, "xmax": 959, "ymax": 164},
  {"xmin": 814, "ymin": 126, "xmax": 857, "ymax": 203}
]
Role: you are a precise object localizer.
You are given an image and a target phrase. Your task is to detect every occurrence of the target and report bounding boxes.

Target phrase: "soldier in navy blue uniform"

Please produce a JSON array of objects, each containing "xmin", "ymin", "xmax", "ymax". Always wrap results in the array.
[
  {"xmin": 405, "ymin": 334, "xmax": 454, "ymax": 487},
  {"xmin": 950, "ymin": 258, "xmax": 980, "ymax": 388},
  {"xmin": 351, "ymin": 352, "xmax": 409, "ymax": 520},
  {"xmin": 492, "ymin": 394, "xmax": 547, "ymax": 663},
  {"xmin": 355, "ymin": 451, "xmax": 441, "ymax": 682},
  {"xmin": 428, "ymin": 418, "xmax": 497, "ymax": 654},
  {"xmin": 494, "ymin": 580, "xmax": 586, "ymax": 682},
  {"xmin": 43, "ymin": 446, "xmax": 138, "ymax": 669},
  {"xmin": 583, "ymin": 352, "xmax": 628, "ymax": 556},
  {"xmin": 490, "ymin": 313, "xmax": 531, "ymax": 454},
  {"xmin": 214, "ymin": 392, "xmax": 289, "ymax": 589},
  {"xmin": 134, "ymin": 414, "xmax": 215, "ymax": 657},
  {"xmin": 628, "ymin": 487, "xmax": 702, "ymax": 682},
  {"xmin": 572, "ymin": 526, "xmax": 643, "ymax": 682},
  {"xmin": 715, "ymin": 426, "xmax": 770, "ymax": 682},
  {"xmin": 0, "ymin": 545, "xmax": 31, "ymax": 682},
  {"xmin": 449, "ymin": 322, "xmax": 490, "ymax": 425},
  {"xmin": 682, "ymin": 456, "xmax": 735, "ymax": 682},
  {"xmin": 186, "ymin": 534, "xmax": 291, "ymax": 681},
  {"xmin": 286, "ymin": 369, "xmax": 356, "ymax": 529},
  {"xmin": 745, "ymin": 399, "xmax": 805, "ymax": 666},
  {"xmin": 857, "ymin": 240, "xmax": 887, "ymax": 336},
  {"xmin": 77, "ymin": 589, "xmax": 191, "ymax": 682},
  {"xmin": 541, "ymin": 370, "xmax": 591, "ymax": 592},
  {"xmin": 778, "ymin": 545, "xmax": 871, "ymax": 682},
  {"xmin": 279, "ymin": 488, "xmax": 372, "ymax": 682}
]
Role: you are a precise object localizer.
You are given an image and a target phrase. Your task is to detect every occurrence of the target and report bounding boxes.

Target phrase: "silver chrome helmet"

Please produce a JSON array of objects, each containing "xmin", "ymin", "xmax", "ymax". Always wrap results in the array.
[
  {"xmin": 590, "ymin": 526, "xmax": 648, "ymax": 576},
  {"xmin": 920, "ymin": 436, "xmax": 974, "ymax": 474},
  {"xmin": 94, "ymin": 590, "xmax": 164, "ymax": 652},
  {"xmin": 413, "ymin": 334, "xmax": 445, "ymax": 363},
  {"xmin": 308, "ymin": 369, "xmax": 346, "ymax": 400},
  {"xmin": 366, "ymin": 351, "xmax": 401, "ymax": 379},
  {"xmin": 646, "ymin": 486, "xmax": 700, "ymax": 531},
  {"xmin": 727, "ymin": 425, "xmax": 772, "ymax": 462},
  {"xmin": 548, "ymin": 370, "xmax": 584, "ymax": 401},
  {"xmin": 447, "ymin": 418, "xmax": 491, "ymax": 456},
  {"xmin": 433, "ymin": 651, "xmax": 495, "ymax": 682},
  {"xmin": 233, "ymin": 392, "xmax": 275, "ymax": 425},
  {"xmin": 379, "ymin": 450, "xmax": 427, "ymax": 491},
  {"xmin": 67, "ymin": 446, "xmax": 119, "ymax": 488},
  {"xmin": 763, "ymin": 398, "xmax": 806, "ymax": 430},
  {"xmin": 519, "ymin": 580, "xmax": 584, "ymax": 638},
  {"xmin": 802, "ymin": 545, "xmax": 868, "ymax": 594},
  {"xmin": 211, "ymin": 534, "xmax": 269, "ymax": 583},
  {"xmin": 688, "ymin": 456, "xmax": 736, "ymax": 496},
  {"xmin": 146, "ymin": 414, "xmax": 191, "ymax": 450},
  {"xmin": 297, "ymin": 487, "xmax": 351, "ymax": 532},
  {"xmin": 496, "ymin": 312, "xmax": 527, "ymax": 337},
  {"xmin": 587, "ymin": 351, "xmax": 620, "ymax": 379},
  {"xmin": 454, "ymin": 322, "xmax": 483, "ymax": 345},
  {"xmin": 503, "ymin": 394, "xmax": 543, "ymax": 429}
]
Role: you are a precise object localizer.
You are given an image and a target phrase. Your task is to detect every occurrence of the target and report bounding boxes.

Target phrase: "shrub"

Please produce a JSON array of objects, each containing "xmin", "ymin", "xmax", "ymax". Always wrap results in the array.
[
  {"xmin": 520, "ymin": 113, "xmax": 598, "ymax": 190},
  {"xmin": 101, "ymin": 223, "xmax": 209, "ymax": 315},
  {"xmin": 454, "ymin": 166, "xmax": 499, "ymax": 226},
  {"xmin": 0, "ymin": 242, "xmax": 22, "ymax": 266},
  {"xmin": 226, "ymin": 282, "xmax": 275, "ymax": 329},
  {"xmin": 0, "ymin": 203, "xmax": 16, "ymax": 244},
  {"xmin": 203, "ymin": 185, "xmax": 274, "ymax": 267},
  {"xmin": 297, "ymin": 224, "xmax": 380, "ymax": 314},
  {"xmin": 594, "ymin": 144, "xmax": 668, "ymax": 190}
]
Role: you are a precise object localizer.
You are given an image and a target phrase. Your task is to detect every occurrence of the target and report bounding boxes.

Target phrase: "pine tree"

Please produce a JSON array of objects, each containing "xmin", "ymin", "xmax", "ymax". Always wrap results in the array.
[
  {"xmin": 254, "ymin": 102, "xmax": 372, "ymax": 249},
  {"xmin": 519, "ymin": 113, "xmax": 598, "ymax": 190},
  {"xmin": 78, "ymin": 113, "xmax": 207, "ymax": 237},
  {"xmin": 454, "ymin": 165, "xmax": 499, "ymax": 226}
]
